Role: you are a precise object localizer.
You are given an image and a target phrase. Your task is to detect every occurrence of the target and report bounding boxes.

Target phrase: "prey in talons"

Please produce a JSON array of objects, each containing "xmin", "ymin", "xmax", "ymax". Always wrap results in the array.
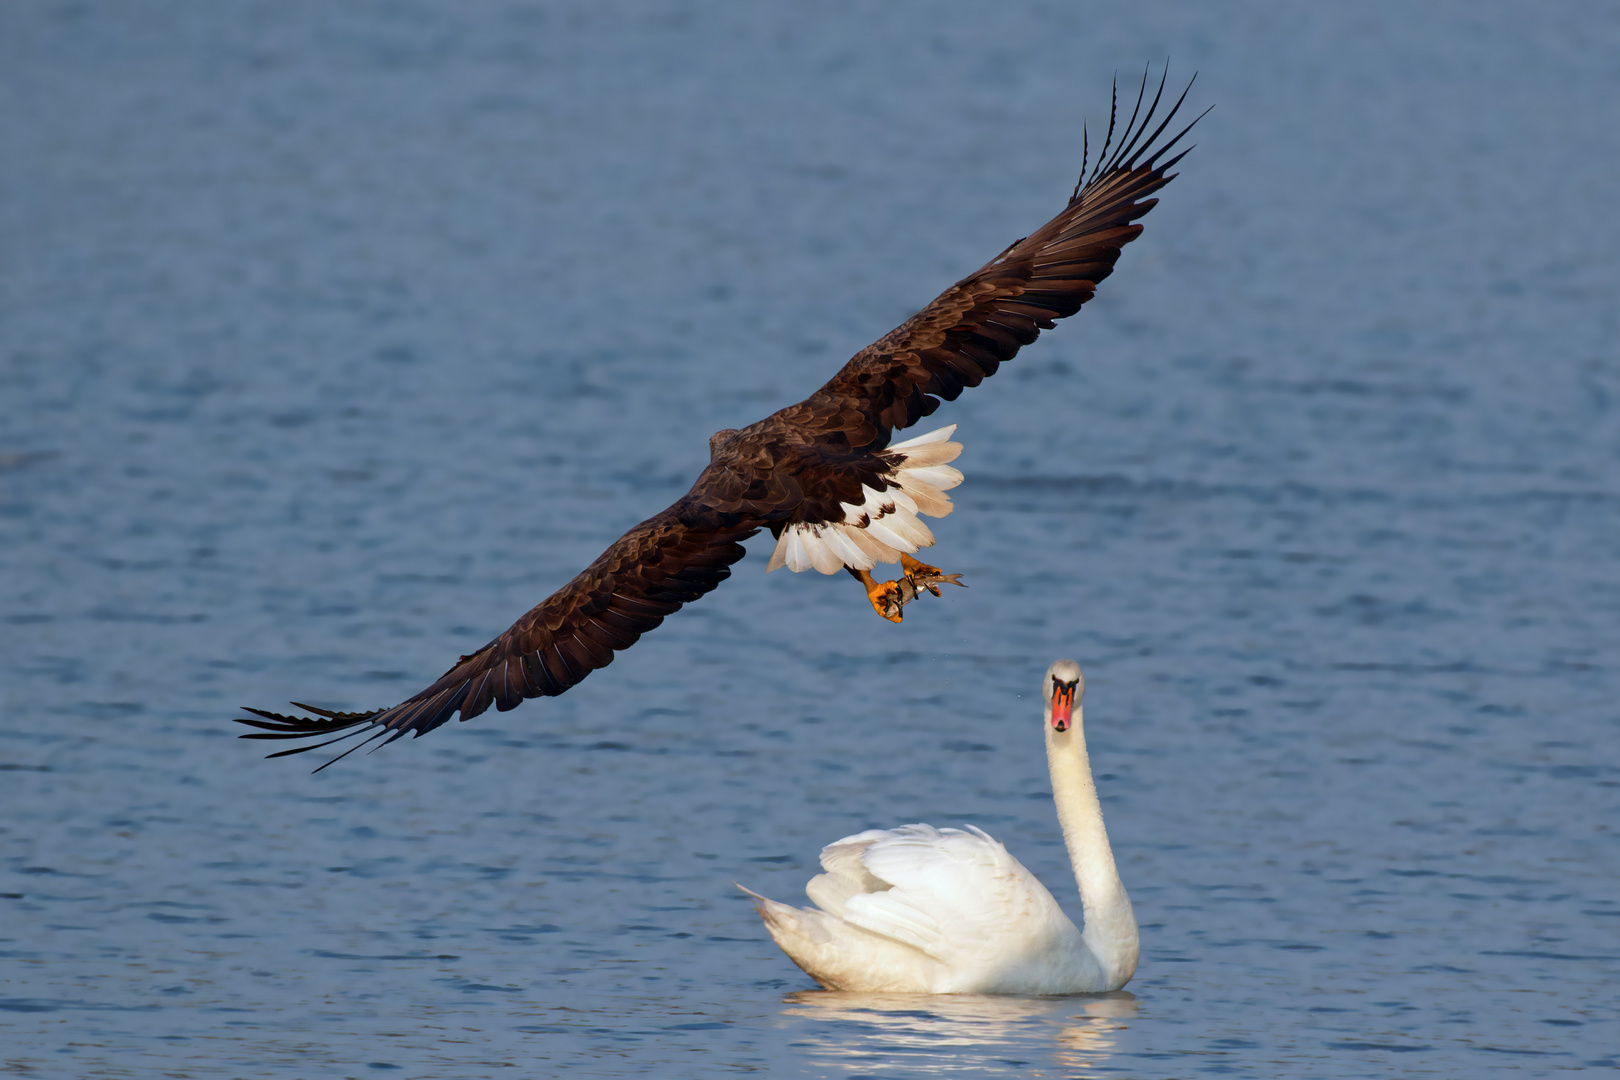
[{"xmin": 851, "ymin": 552, "xmax": 966, "ymax": 623}]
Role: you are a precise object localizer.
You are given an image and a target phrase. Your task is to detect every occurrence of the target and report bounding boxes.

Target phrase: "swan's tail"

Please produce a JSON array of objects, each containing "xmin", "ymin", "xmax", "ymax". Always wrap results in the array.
[{"xmin": 738, "ymin": 882, "xmax": 829, "ymax": 941}]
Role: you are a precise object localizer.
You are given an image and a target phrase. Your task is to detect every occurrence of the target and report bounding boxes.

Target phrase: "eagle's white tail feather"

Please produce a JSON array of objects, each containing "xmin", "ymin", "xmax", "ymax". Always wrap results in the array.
[
  {"xmin": 805, "ymin": 527, "xmax": 848, "ymax": 574},
  {"xmin": 889, "ymin": 424, "xmax": 957, "ymax": 449},
  {"xmin": 786, "ymin": 527, "xmax": 814, "ymax": 573},
  {"xmin": 842, "ymin": 482, "xmax": 904, "ymax": 526},
  {"xmin": 842, "ymin": 523, "xmax": 899, "ymax": 565},
  {"xmin": 820, "ymin": 525, "xmax": 880, "ymax": 571},
  {"xmin": 890, "ymin": 441, "xmax": 963, "ymax": 470},
  {"xmin": 883, "ymin": 487, "xmax": 920, "ymax": 517},
  {"xmin": 865, "ymin": 510, "xmax": 934, "ymax": 553},
  {"xmin": 895, "ymin": 476, "xmax": 953, "ymax": 518},
  {"xmin": 767, "ymin": 425, "xmax": 962, "ymax": 574},
  {"xmin": 889, "ymin": 509, "xmax": 937, "ymax": 547},
  {"xmin": 766, "ymin": 533, "xmax": 789, "ymax": 572},
  {"xmin": 898, "ymin": 464, "xmax": 964, "ymax": 491}
]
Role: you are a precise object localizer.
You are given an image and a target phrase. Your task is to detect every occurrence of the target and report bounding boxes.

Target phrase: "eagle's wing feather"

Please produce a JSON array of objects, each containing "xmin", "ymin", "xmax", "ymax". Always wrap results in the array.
[
  {"xmin": 237, "ymin": 495, "xmax": 758, "ymax": 768},
  {"xmin": 809, "ymin": 71, "xmax": 1203, "ymax": 440}
]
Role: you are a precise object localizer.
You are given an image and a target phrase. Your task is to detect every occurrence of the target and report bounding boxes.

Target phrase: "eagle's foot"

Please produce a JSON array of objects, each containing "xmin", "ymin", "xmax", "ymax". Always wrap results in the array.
[
  {"xmin": 856, "ymin": 569, "xmax": 907, "ymax": 623},
  {"xmin": 852, "ymin": 559, "xmax": 966, "ymax": 623}
]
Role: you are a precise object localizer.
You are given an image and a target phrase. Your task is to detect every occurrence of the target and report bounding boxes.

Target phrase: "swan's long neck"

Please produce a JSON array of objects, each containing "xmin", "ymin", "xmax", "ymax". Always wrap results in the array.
[{"xmin": 1046, "ymin": 707, "xmax": 1139, "ymax": 988}]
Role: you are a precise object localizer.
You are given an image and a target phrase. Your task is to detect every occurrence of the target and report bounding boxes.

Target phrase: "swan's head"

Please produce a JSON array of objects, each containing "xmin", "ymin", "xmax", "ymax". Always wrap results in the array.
[{"xmin": 1044, "ymin": 659, "xmax": 1084, "ymax": 732}]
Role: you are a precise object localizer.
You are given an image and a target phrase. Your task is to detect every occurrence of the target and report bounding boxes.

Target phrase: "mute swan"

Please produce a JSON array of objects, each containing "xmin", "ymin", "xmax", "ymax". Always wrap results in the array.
[{"xmin": 741, "ymin": 660, "xmax": 1138, "ymax": 994}]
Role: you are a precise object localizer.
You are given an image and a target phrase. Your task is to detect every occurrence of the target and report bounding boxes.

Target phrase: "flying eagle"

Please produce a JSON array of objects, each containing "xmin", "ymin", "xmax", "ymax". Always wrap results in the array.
[{"xmin": 238, "ymin": 71, "xmax": 1203, "ymax": 769}]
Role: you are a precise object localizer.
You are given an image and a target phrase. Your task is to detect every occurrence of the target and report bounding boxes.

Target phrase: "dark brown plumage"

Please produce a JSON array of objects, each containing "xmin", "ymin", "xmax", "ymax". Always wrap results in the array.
[{"xmin": 237, "ymin": 70, "xmax": 1204, "ymax": 769}]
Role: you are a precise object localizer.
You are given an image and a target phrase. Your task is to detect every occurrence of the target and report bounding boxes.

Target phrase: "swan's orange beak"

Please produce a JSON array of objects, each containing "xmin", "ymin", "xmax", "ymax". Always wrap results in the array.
[{"xmin": 1050, "ymin": 682, "xmax": 1075, "ymax": 732}]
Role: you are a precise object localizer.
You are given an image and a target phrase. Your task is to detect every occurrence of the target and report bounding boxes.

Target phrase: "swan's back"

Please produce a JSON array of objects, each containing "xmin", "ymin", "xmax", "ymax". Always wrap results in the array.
[{"xmin": 746, "ymin": 824, "xmax": 1099, "ymax": 994}]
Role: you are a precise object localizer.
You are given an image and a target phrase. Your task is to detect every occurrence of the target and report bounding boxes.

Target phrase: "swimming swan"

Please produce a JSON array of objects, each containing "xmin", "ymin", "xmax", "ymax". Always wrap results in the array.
[{"xmin": 742, "ymin": 660, "xmax": 1138, "ymax": 994}]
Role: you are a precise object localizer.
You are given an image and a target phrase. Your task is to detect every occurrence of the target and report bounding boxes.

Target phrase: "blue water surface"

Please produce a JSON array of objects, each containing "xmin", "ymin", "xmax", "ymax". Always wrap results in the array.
[{"xmin": 3, "ymin": 2, "xmax": 1617, "ymax": 1076}]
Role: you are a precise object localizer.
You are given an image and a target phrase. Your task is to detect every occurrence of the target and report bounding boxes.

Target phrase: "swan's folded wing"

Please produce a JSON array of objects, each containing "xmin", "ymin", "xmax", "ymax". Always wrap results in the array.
[
  {"xmin": 826, "ymin": 824, "xmax": 1072, "ymax": 965},
  {"xmin": 806, "ymin": 829, "xmax": 906, "ymax": 920}
]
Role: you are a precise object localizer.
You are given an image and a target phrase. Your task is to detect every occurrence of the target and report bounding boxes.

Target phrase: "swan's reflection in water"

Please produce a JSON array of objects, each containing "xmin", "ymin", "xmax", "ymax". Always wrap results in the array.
[{"xmin": 782, "ymin": 989, "xmax": 1137, "ymax": 1075}]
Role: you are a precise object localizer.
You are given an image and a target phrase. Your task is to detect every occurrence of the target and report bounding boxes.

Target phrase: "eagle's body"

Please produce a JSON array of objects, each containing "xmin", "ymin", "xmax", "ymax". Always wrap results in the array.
[{"xmin": 238, "ymin": 72, "xmax": 1202, "ymax": 768}]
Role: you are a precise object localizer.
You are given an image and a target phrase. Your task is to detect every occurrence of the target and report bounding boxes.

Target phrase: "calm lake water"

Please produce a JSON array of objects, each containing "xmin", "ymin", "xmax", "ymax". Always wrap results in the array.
[{"xmin": 3, "ymin": 2, "xmax": 1617, "ymax": 1076}]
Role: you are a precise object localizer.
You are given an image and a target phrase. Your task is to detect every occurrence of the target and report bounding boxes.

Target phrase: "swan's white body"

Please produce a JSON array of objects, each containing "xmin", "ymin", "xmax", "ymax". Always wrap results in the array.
[{"xmin": 743, "ymin": 661, "xmax": 1138, "ymax": 995}]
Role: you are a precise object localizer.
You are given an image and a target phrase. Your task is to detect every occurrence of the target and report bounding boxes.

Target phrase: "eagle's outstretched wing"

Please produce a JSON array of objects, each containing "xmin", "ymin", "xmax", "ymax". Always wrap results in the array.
[
  {"xmin": 237, "ymin": 497, "xmax": 758, "ymax": 770},
  {"xmin": 802, "ymin": 68, "xmax": 1203, "ymax": 441}
]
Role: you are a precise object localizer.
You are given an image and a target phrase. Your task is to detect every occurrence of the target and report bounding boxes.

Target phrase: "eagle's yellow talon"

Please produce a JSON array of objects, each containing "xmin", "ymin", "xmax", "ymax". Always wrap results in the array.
[
  {"xmin": 900, "ymin": 552, "xmax": 942, "ymax": 579},
  {"xmin": 870, "ymin": 581, "xmax": 905, "ymax": 623},
  {"xmin": 853, "ymin": 569, "xmax": 905, "ymax": 623}
]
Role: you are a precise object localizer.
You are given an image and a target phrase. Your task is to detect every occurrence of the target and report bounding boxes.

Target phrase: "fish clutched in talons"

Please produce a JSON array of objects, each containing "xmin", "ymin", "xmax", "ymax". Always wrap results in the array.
[
  {"xmin": 901, "ymin": 552, "xmax": 966, "ymax": 598},
  {"xmin": 851, "ymin": 552, "xmax": 966, "ymax": 623}
]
